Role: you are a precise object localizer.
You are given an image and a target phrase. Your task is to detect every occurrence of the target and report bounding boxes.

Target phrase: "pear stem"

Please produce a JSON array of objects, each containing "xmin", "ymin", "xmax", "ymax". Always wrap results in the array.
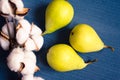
[
  {"xmin": 42, "ymin": 31, "xmax": 48, "ymax": 36},
  {"xmin": 85, "ymin": 59, "xmax": 97, "ymax": 65},
  {"xmin": 104, "ymin": 45, "xmax": 114, "ymax": 52}
]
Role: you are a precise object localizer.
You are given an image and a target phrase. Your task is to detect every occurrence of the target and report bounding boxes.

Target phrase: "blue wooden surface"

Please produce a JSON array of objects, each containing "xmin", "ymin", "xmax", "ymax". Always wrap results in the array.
[{"xmin": 0, "ymin": 0, "xmax": 120, "ymax": 80}]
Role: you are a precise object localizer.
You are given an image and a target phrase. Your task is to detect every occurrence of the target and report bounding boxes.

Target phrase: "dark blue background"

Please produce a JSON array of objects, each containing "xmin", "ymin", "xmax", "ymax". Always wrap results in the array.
[{"xmin": 0, "ymin": 0, "xmax": 120, "ymax": 80}]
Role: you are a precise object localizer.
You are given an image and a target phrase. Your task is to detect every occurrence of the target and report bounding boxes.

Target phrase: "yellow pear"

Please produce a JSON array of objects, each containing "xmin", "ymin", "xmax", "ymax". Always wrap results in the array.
[
  {"xmin": 47, "ymin": 44, "xmax": 96, "ymax": 72},
  {"xmin": 43, "ymin": 0, "xmax": 74, "ymax": 35},
  {"xmin": 69, "ymin": 24, "xmax": 114, "ymax": 53}
]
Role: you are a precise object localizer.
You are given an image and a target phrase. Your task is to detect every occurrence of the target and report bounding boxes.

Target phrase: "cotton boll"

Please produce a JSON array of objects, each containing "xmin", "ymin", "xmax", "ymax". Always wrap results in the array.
[
  {"xmin": 25, "ymin": 23, "xmax": 44, "ymax": 51},
  {"xmin": 24, "ymin": 38, "xmax": 36, "ymax": 51},
  {"xmin": 2, "ymin": 22, "xmax": 15, "ymax": 39},
  {"xmin": 10, "ymin": 0, "xmax": 24, "ymax": 11},
  {"xmin": 24, "ymin": 50, "xmax": 36, "ymax": 62},
  {"xmin": 22, "ymin": 74, "xmax": 34, "ymax": 80},
  {"xmin": 16, "ymin": 28, "xmax": 29, "ymax": 45},
  {"xmin": 30, "ymin": 23, "xmax": 42, "ymax": 35},
  {"xmin": 0, "ymin": 36, "xmax": 10, "ymax": 50},
  {"xmin": 22, "ymin": 75, "xmax": 44, "ymax": 80},
  {"xmin": 21, "ymin": 51, "xmax": 38, "ymax": 75},
  {"xmin": 31, "ymin": 35, "xmax": 44, "ymax": 51},
  {"xmin": 18, "ymin": 19, "xmax": 31, "ymax": 32},
  {"xmin": 0, "ymin": 0, "xmax": 14, "ymax": 18},
  {"xmin": 7, "ymin": 47, "xmax": 24, "ymax": 72},
  {"xmin": 10, "ymin": 0, "xmax": 28, "ymax": 20},
  {"xmin": 2, "ymin": 25, "xmax": 8, "ymax": 36},
  {"xmin": 21, "ymin": 58, "xmax": 37, "ymax": 75},
  {"xmin": 33, "ymin": 77, "xmax": 44, "ymax": 80},
  {"xmin": 0, "ymin": 0, "xmax": 25, "ymax": 21}
]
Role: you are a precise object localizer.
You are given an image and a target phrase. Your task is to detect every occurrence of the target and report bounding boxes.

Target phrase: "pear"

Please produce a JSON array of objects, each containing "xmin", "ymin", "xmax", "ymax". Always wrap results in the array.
[
  {"xmin": 69, "ymin": 24, "xmax": 114, "ymax": 53},
  {"xmin": 47, "ymin": 44, "xmax": 96, "ymax": 72},
  {"xmin": 43, "ymin": 0, "xmax": 74, "ymax": 35}
]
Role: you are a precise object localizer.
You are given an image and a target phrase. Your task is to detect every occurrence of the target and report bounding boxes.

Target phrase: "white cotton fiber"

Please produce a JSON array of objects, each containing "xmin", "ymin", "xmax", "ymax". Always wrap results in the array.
[
  {"xmin": 18, "ymin": 19, "xmax": 31, "ymax": 32},
  {"xmin": 24, "ymin": 38, "xmax": 36, "ymax": 51},
  {"xmin": 2, "ymin": 22, "xmax": 15, "ymax": 38},
  {"xmin": 30, "ymin": 23, "xmax": 42, "ymax": 35},
  {"xmin": 16, "ymin": 28, "xmax": 29, "ymax": 45},
  {"xmin": 22, "ymin": 74, "xmax": 34, "ymax": 80},
  {"xmin": 31, "ymin": 35, "xmax": 44, "ymax": 51},
  {"xmin": 33, "ymin": 76, "xmax": 44, "ymax": 80},
  {"xmin": 0, "ymin": 0, "xmax": 13, "ymax": 17},
  {"xmin": 21, "ymin": 51, "xmax": 37, "ymax": 75},
  {"xmin": 10, "ymin": 0, "xmax": 24, "ymax": 11},
  {"xmin": 22, "ymin": 75, "xmax": 44, "ymax": 80},
  {"xmin": 7, "ymin": 47, "xmax": 24, "ymax": 72},
  {"xmin": 0, "ymin": 36, "xmax": 10, "ymax": 50}
]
